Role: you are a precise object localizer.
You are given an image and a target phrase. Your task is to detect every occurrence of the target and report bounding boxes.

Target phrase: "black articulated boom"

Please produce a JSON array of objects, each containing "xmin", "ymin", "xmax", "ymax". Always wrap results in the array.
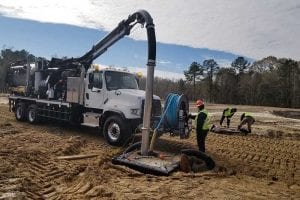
[{"xmin": 48, "ymin": 10, "xmax": 156, "ymax": 70}]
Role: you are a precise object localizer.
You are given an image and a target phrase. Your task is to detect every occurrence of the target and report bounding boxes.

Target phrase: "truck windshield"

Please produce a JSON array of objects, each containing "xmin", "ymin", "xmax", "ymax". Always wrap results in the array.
[{"xmin": 105, "ymin": 71, "xmax": 138, "ymax": 90}]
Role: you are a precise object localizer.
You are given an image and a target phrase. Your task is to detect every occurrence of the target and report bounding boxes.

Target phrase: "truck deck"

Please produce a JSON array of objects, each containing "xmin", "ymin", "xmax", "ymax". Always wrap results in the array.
[{"xmin": 9, "ymin": 95, "xmax": 71, "ymax": 107}]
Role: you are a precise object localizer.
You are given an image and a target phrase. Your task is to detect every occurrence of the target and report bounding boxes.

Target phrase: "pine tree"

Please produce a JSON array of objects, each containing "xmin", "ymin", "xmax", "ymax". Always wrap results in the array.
[{"xmin": 184, "ymin": 62, "xmax": 203, "ymax": 100}]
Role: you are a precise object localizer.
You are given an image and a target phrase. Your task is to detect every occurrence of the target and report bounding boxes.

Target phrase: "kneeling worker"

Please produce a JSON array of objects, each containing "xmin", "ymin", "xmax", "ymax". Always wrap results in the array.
[
  {"xmin": 238, "ymin": 113, "xmax": 255, "ymax": 134},
  {"xmin": 189, "ymin": 99, "xmax": 210, "ymax": 153},
  {"xmin": 220, "ymin": 107, "xmax": 237, "ymax": 128}
]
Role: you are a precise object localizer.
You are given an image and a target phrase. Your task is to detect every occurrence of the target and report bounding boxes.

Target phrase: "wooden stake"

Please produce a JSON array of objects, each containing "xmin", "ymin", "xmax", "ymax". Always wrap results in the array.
[{"xmin": 57, "ymin": 154, "xmax": 98, "ymax": 160}]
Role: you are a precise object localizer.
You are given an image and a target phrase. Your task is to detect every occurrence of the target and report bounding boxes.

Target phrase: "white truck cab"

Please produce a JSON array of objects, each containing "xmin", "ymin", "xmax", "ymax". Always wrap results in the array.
[{"xmin": 81, "ymin": 67, "xmax": 161, "ymax": 145}]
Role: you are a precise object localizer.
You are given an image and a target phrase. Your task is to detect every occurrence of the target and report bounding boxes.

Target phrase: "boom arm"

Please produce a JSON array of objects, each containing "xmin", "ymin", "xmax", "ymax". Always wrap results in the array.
[
  {"xmin": 80, "ymin": 10, "xmax": 156, "ymax": 67},
  {"xmin": 49, "ymin": 10, "xmax": 156, "ymax": 69}
]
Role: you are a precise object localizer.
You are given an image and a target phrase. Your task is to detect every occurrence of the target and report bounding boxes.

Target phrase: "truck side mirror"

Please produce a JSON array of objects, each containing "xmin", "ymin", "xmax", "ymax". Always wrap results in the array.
[{"xmin": 88, "ymin": 83, "xmax": 93, "ymax": 89}]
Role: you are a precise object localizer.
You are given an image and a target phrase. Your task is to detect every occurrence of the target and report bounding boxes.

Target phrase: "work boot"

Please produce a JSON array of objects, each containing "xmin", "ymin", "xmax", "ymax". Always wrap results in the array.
[
  {"xmin": 240, "ymin": 128, "xmax": 248, "ymax": 135},
  {"xmin": 180, "ymin": 154, "xmax": 191, "ymax": 173}
]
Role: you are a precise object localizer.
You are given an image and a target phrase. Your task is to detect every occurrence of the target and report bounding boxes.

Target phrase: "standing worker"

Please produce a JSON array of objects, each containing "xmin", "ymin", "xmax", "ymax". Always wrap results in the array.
[
  {"xmin": 220, "ymin": 107, "xmax": 237, "ymax": 128},
  {"xmin": 238, "ymin": 113, "xmax": 255, "ymax": 134},
  {"xmin": 189, "ymin": 99, "xmax": 210, "ymax": 152}
]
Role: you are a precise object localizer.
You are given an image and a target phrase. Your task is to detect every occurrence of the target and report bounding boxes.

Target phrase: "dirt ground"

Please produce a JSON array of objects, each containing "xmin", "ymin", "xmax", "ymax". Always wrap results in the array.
[{"xmin": 0, "ymin": 97, "xmax": 299, "ymax": 199}]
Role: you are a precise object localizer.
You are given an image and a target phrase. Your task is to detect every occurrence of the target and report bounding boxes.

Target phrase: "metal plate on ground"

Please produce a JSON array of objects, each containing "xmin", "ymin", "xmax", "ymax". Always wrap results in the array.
[
  {"xmin": 211, "ymin": 126, "xmax": 241, "ymax": 135},
  {"xmin": 112, "ymin": 150, "xmax": 180, "ymax": 176}
]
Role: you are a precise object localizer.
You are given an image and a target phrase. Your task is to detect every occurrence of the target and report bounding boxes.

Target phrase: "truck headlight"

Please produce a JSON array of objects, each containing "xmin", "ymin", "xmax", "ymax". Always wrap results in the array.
[{"xmin": 131, "ymin": 108, "xmax": 140, "ymax": 116}]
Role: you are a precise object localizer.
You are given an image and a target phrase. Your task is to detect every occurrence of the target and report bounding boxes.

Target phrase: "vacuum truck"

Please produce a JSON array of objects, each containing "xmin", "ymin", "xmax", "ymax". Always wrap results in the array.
[
  {"xmin": 7, "ymin": 11, "xmax": 213, "ymax": 174},
  {"xmin": 7, "ymin": 10, "xmax": 162, "ymax": 146}
]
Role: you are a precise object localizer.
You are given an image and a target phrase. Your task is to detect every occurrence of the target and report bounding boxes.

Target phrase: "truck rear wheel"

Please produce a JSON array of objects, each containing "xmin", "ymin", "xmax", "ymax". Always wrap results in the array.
[
  {"xmin": 103, "ymin": 115, "xmax": 131, "ymax": 146},
  {"xmin": 28, "ymin": 104, "xmax": 39, "ymax": 124},
  {"xmin": 15, "ymin": 102, "xmax": 27, "ymax": 121}
]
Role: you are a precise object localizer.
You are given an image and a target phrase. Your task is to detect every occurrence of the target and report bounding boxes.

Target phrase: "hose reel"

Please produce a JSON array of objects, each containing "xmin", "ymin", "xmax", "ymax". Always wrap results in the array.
[
  {"xmin": 155, "ymin": 93, "xmax": 192, "ymax": 139},
  {"xmin": 149, "ymin": 93, "xmax": 192, "ymax": 152}
]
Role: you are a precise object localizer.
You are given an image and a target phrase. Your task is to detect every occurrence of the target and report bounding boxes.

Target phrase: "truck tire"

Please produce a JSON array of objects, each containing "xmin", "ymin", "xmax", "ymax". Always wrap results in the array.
[
  {"xmin": 28, "ymin": 104, "xmax": 39, "ymax": 124},
  {"xmin": 15, "ymin": 102, "xmax": 27, "ymax": 121},
  {"xmin": 103, "ymin": 115, "xmax": 131, "ymax": 146}
]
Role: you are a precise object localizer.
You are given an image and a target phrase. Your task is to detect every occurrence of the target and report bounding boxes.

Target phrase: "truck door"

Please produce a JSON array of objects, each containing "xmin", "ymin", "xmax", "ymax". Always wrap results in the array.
[{"xmin": 84, "ymin": 71, "xmax": 104, "ymax": 109}]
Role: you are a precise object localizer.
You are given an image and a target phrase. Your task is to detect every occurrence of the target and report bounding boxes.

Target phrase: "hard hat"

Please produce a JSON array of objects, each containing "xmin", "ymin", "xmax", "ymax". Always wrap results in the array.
[{"xmin": 196, "ymin": 99, "xmax": 204, "ymax": 107}]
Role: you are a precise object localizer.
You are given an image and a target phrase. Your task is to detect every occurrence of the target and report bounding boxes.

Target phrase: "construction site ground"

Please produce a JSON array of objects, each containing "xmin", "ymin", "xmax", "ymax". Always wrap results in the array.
[{"xmin": 0, "ymin": 95, "xmax": 299, "ymax": 199}]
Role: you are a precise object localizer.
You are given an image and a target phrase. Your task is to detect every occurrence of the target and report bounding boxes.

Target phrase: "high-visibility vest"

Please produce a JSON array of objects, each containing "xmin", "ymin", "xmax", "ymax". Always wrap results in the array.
[
  {"xmin": 195, "ymin": 109, "xmax": 210, "ymax": 131},
  {"xmin": 245, "ymin": 113, "xmax": 254, "ymax": 119},
  {"xmin": 244, "ymin": 112, "xmax": 254, "ymax": 119},
  {"xmin": 224, "ymin": 108, "xmax": 232, "ymax": 117}
]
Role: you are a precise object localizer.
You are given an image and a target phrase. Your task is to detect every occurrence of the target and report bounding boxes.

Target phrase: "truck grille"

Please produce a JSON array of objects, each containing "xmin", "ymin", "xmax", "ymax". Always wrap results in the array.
[{"xmin": 141, "ymin": 99, "xmax": 162, "ymax": 117}]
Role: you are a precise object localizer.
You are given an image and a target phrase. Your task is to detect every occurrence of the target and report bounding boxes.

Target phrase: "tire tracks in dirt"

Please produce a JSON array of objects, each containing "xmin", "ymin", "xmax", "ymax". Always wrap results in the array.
[
  {"xmin": 207, "ymin": 134, "xmax": 299, "ymax": 184},
  {"xmin": 0, "ymin": 149, "xmax": 67, "ymax": 199},
  {"xmin": 156, "ymin": 133, "xmax": 299, "ymax": 185}
]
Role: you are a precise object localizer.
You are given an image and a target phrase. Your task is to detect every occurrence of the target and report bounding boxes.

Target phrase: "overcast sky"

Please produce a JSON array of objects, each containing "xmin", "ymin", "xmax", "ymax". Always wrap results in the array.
[
  {"xmin": 0, "ymin": 0, "xmax": 300, "ymax": 79},
  {"xmin": 1, "ymin": 0, "xmax": 299, "ymax": 59}
]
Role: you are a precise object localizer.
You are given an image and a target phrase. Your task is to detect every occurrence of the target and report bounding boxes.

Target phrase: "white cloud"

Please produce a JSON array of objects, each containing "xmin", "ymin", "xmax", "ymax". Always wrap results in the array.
[
  {"xmin": 127, "ymin": 67, "xmax": 184, "ymax": 80},
  {"xmin": 214, "ymin": 59, "xmax": 233, "ymax": 68},
  {"xmin": 157, "ymin": 59, "xmax": 171, "ymax": 65},
  {"xmin": 0, "ymin": 0, "xmax": 299, "ymax": 60},
  {"xmin": 95, "ymin": 64, "xmax": 184, "ymax": 80}
]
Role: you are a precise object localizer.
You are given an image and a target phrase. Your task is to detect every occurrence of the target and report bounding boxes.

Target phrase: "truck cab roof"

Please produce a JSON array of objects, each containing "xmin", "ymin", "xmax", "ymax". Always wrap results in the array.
[{"xmin": 87, "ymin": 65, "xmax": 134, "ymax": 75}]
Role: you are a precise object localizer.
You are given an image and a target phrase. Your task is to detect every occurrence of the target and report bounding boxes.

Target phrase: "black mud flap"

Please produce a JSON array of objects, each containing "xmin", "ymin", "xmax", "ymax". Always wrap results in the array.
[
  {"xmin": 112, "ymin": 142, "xmax": 180, "ymax": 176},
  {"xmin": 181, "ymin": 149, "xmax": 215, "ymax": 170}
]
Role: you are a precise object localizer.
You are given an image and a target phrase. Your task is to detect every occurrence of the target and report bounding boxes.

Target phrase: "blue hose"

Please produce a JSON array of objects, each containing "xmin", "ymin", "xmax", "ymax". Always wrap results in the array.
[
  {"xmin": 155, "ymin": 93, "xmax": 185, "ymax": 130},
  {"xmin": 149, "ymin": 93, "xmax": 188, "ymax": 151}
]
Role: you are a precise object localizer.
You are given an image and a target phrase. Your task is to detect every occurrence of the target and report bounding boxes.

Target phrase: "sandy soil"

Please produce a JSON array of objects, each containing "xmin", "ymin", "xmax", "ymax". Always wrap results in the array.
[{"xmin": 0, "ymin": 97, "xmax": 299, "ymax": 199}]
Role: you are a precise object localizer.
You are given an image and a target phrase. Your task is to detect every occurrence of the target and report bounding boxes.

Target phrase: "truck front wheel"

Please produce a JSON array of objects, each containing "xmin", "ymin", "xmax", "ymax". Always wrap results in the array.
[
  {"xmin": 15, "ymin": 102, "xmax": 27, "ymax": 121},
  {"xmin": 103, "ymin": 115, "xmax": 131, "ymax": 146}
]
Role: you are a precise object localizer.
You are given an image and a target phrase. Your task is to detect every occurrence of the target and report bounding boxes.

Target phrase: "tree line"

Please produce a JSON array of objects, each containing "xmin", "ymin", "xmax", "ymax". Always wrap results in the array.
[
  {"xmin": 0, "ymin": 48, "xmax": 299, "ymax": 108},
  {"xmin": 140, "ymin": 56, "xmax": 300, "ymax": 108}
]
